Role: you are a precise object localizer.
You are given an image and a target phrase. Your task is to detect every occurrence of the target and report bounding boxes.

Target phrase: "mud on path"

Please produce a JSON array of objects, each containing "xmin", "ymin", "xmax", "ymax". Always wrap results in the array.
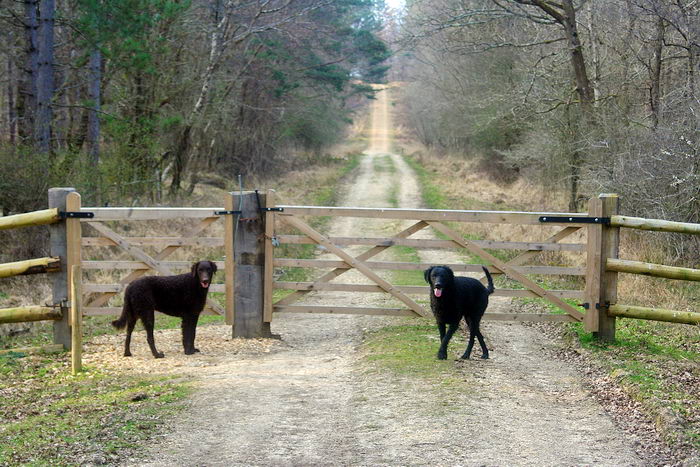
[{"xmin": 102, "ymin": 86, "xmax": 651, "ymax": 466}]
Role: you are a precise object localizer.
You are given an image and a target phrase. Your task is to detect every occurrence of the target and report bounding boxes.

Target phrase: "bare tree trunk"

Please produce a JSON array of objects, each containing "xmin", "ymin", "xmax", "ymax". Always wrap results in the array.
[
  {"xmin": 560, "ymin": 0, "xmax": 594, "ymax": 110},
  {"xmin": 87, "ymin": 48, "xmax": 102, "ymax": 203},
  {"xmin": 19, "ymin": 0, "xmax": 39, "ymax": 143},
  {"xmin": 7, "ymin": 51, "xmax": 17, "ymax": 144},
  {"xmin": 35, "ymin": 0, "xmax": 55, "ymax": 156},
  {"xmin": 649, "ymin": 17, "xmax": 665, "ymax": 129},
  {"xmin": 87, "ymin": 48, "xmax": 101, "ymax": 165}
]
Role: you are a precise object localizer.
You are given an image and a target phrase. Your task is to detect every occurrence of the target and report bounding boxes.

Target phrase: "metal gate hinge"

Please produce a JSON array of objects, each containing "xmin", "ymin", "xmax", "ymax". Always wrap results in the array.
[
  {"xmin": 539, "ymin": 216, "xmax": 610, "ymax": 224},
  {"xmin": 59, "ymin": 211, "xmax": 94, "ymax": 219},
  {"xmin": 215, "ymin": 210, "xmax": 242, "ymax": 215}
]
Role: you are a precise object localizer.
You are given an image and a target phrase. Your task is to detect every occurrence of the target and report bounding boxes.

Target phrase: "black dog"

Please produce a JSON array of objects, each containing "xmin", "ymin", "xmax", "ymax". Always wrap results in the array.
[
  {"xmin": 424, "ymin": 265, "xmax": 494, "ymax": 360},
  {"xmin": 111, "ymin": 260, "xmax": 217, "ymax": 358}
]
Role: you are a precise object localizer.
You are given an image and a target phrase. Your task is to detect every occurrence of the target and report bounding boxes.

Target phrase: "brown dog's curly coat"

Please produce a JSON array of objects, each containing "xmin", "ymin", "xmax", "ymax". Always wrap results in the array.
[{"xmin": 111, "ymin": 260, "xmax": 217, "ymax": 358}]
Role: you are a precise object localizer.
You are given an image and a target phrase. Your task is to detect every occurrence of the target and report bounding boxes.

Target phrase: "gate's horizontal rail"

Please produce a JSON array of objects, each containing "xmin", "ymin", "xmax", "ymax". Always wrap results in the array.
[
  {"xmin": 483, "ymin": 313, "xmax": 577, "ymax": 323},
  {"xmin": 276, "ymin": 235, "xmax": 585, "ymax": 252},
  {"xmin": 277, "ymin": 206, "xmax": 587, "ymax": 225},
  {"xmin": 274, "ymin": 305, "xmax": 415, "ymax": 316},
  {"xmin": 274, "ymin": 305, "xmax": 577, "ymax": 322},
  {"xmin": 274, "ymin": 281, "xmax": 584, "ymax": 299},
  {"xmin": 83, "ymin": 307, "xmax": 221, "ymax": 316},
  {"xmin": 81, "ymin": 207, "xmax": 224, "ymax": 220},
  {"xmin": 81, "ymin": 260, "xmax": 226, "ymax": 270},
  {"xmin": 83, "ymin": 237, "xmax": 224, "ymax": 247},
  {"xmin": 83, "ymin": 283, "xmax": 226, "ymax": 293},
  {"xmin": 274, "ymin": 259, "xmax": 585, "ymax": 276}
]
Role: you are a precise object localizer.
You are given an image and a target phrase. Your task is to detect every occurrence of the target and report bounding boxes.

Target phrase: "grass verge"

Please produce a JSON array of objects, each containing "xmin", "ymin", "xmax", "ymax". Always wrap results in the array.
[{"xmin": 0, "ymin": 353, "xmax": 190, "ymax": 466}]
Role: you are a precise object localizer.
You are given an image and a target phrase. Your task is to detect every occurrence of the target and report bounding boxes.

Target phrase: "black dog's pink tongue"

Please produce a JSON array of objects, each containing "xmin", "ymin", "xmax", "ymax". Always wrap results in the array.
[
  {"xmin": 201, "ymin": 281, "xmax": 209, "ymax": 288},
  {"xmin": 434, "ymin": 288, "xmax": 442, "ymax": 298}
]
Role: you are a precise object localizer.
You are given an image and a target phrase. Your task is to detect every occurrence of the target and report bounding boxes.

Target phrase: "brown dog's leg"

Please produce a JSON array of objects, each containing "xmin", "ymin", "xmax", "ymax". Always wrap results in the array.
[
  {"xmin": 143, "ymin": 311, "xmax": 164, "ymax": 358},
  {"xmin": 181, "ymin": 315, "xmax": 200, "ymax": 355}
]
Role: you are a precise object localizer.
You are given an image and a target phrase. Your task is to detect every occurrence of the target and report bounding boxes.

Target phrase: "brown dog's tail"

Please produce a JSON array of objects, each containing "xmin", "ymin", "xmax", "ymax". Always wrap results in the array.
[
  {"xmin": 482, "ymin": 266, "xmax": 495, "ymax": 295},
  {"xmin": 111, "ymin": 303, "xmax": 129, "ymax": 329}
]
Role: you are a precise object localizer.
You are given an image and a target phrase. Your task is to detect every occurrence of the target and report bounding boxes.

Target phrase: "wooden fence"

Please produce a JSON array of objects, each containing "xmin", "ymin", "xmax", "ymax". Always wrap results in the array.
[{"xmin": 2, "ymin": 190, "xmax": 699, "ymax": 373}]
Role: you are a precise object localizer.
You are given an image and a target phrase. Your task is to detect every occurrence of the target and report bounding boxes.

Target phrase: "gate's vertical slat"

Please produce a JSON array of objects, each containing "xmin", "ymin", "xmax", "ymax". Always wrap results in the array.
[
  {"xmin": 224, "ymin": 194, "xmax": 235, "ymax": 325},
  {"xmin": 263, "ymin": 190, "xmax": 275, "ymax": 323},
  {"xmin": 584, "ymin": 194, "xmax": 619, "ymax": 340}
]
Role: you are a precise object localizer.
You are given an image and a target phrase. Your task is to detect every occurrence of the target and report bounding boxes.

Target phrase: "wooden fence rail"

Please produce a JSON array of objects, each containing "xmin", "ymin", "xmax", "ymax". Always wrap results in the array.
[
  {"xmin": 608, "ymin": 304, "xmax": 700, "ymax": 325},
  {"xmin": 610, "ymin": 215, "xmax": 700, "ymax": 235},
  {"xmin": 0, "ymin": 257, "xmax": 61, "ymax": 278},
  {"xmin": 0, "ymin": 208, "xmax": 61, "ymax": 230},
  {"xmin": 0, "ymin": 306, "xmax": 62, "ymax": 324},
  {"xmin": 606, "ymin": 259, "xmax": 700, "ymax": 282}
]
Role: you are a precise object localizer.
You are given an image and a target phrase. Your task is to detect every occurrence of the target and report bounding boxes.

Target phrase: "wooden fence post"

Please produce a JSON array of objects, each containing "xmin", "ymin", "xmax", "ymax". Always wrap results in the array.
[
  {"xmin": 71, "ymin": 264, "xmax": 82, "ymax": 374},
  {"xmin": 585, "ymin": 193, "xmax": 620, "ymax": 341},
  {"xmin": 49, "ymin": 187, "xmax": 75, "ymax": 349},
  {"xmin": 224, "ymin": 194, "xmax": 235, "ymax": 325},
  {"xmin": 232, "ymin": 190, "xmax": 272, "ymax": 338}
]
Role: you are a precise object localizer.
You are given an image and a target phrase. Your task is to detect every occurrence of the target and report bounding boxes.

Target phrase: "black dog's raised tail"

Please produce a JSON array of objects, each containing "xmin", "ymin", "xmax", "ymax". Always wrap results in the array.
[{"xmin": 482, "ymin": 266, "xmax": 495, "ymax": 295}]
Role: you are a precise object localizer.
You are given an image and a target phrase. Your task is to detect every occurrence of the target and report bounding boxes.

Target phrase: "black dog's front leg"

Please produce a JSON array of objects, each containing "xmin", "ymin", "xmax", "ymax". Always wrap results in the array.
[
  {"xmin": 182, "ymin": 314, "xmax": 201, "ymax": 355},
  {"xmin": 437, "ymin": 323, "xmax": 459, "ymax": 360}
]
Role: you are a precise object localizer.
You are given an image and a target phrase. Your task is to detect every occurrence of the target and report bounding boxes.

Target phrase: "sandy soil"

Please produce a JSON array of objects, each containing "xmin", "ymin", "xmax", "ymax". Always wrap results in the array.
[{"xmin": 93, "ymin": 86, "xmax": 665, "ymax": 466}]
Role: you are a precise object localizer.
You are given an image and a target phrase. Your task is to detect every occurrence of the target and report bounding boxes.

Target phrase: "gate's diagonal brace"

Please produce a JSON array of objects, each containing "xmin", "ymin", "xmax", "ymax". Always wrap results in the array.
[
  {"xmin": 86, "ymin": 217, "xmax": 225, "ymax": 316},
  {"xmin": 478, "ymin": 226, "xmax": 582, "ymax": 284},
  {"xmin": 279, "ymin": 215, "xmax": 429, "ymax": 317},
  {"xmin": 275, "ymin": 220, "xmax": 429, "ymax": 307},
  {"xmin": 428, "ymin": 221, "xmax": 584, "ymax": 321}
]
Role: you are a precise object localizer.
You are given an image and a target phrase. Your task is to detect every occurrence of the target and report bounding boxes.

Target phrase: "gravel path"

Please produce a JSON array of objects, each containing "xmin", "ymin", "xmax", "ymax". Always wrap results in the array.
[{"xmin": 109, "ymin": 86, "xmax": 650, "ymax": 466}]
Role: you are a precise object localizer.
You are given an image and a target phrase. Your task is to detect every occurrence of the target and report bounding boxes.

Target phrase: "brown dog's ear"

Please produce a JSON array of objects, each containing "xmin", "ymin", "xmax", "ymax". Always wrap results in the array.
[
  {"xmin": 424, "ymin": 267, "xmax": 433, "ymax": 285},
  {"xmin": 191, "ymin": 262, "xmax": 200, "ymax": 277}
]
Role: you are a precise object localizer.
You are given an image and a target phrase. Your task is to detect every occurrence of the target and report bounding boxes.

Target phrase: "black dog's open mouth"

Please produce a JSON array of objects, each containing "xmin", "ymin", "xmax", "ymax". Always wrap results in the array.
[
  {"xmin": 433, "ymin": 287, "xmax": 443, "ymax": 298},
  {"xmin": 200, "ymin": 281, "xmax": 210, "ymax": 288}
]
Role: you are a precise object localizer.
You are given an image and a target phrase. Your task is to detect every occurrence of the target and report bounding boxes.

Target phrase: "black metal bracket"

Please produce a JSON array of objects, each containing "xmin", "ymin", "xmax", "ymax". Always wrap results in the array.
[
  {"xmin": 215, "ymin": 210, "xmax": 243, "ymax": 216},
  {"xmin": 254, "ymin": 189, "xmax": 283, "ymax": 212},
  {"xmin": 59, "ymin": 211, "xmax": 94, "ymax": 219},
  {"xmin": 581, "ymin": 301, "xmax": 610, "ymax": 310},
  {"xmin": 539, "ymin": 216, "xmax": 610, "ymax": 224}
]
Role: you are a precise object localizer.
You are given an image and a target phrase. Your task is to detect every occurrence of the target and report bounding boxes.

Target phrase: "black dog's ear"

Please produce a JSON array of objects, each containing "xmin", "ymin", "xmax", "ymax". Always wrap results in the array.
[
  {"xmin": 424, "ymin": 267, "xmax": 433, "ymax": 285},
  {"xmin": 191, "ymin": 262, "xmax": 200, "ymax": 277},
  {"xmin": 210, "ymin": 261, "xmax": 218, "ymax": 273}
]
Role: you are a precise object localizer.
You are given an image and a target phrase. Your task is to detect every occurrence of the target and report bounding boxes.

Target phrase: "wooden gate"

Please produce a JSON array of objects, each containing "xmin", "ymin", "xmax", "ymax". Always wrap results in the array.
[
  {"xmin": 78, "ymin": 206, "xmax": 228, "ymax": 319},
  {"xmin": 266, "ymin": 201, "xmax": 594, "ymax": 324}
]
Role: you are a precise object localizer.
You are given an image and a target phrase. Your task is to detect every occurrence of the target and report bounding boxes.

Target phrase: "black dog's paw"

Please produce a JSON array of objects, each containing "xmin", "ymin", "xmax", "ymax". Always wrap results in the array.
[
  {"xmin": 481, "ymin": 354, "xmax": 489, "ymax": 360},
  {"xmin": 459, "ymin": 354, "xmax": 470, "ymax": 360},
  {"xmin": 193, "ymin": 348, "xmax": 200, "ymax": 353},
  {"xmin": 124, "ymin": 351, "xmax": 132, "ymax": 357},
  {"xmin": 437, "ymin": 351, "xmax": 447, "ymax": 360},
  {"xmin": 184, "ymin": 348, "xmax": 200, "ymax": 355},
  {"xmin": 154, "ymin": 352, "xmax": 165, "ymax": 359}
]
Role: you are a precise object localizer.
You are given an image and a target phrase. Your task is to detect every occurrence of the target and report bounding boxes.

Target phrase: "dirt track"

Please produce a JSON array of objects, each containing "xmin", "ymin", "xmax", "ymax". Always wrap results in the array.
[{"xmin": 112, "ymin": 86, "xmax": 655, "ymax": 466}]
